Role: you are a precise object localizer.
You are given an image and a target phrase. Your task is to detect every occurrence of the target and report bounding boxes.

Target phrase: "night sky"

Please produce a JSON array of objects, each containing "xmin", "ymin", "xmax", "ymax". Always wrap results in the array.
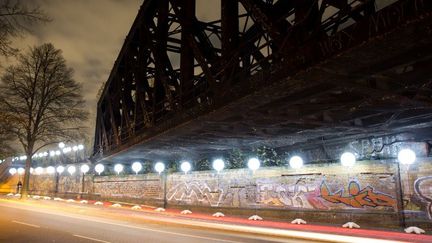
[
  {"xmin": 9, "ymin": 0, "xmax": 143, "ymax": 132},
  {"xmin": 8, "ymin": 0, "xmax": 220, "ymax": 134}
]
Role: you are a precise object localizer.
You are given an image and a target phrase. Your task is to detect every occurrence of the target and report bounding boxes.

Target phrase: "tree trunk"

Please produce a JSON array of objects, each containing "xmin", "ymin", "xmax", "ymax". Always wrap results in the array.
[{"xmin": 21, "ymin": 152, "xmax": 33, "ymax": 199}]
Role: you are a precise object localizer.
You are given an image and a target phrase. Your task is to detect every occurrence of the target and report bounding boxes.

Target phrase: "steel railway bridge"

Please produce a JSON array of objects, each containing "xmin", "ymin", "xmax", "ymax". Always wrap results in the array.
[{"xmin": 93, "ymin": 0, "xmax": 432, "ymax": 163}]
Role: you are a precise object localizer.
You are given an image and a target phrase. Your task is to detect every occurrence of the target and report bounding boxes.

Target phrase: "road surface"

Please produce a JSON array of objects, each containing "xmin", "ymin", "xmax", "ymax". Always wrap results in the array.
[{"xmin": 0, "ymin": 200, "xmax": 310, "ymax": 243}]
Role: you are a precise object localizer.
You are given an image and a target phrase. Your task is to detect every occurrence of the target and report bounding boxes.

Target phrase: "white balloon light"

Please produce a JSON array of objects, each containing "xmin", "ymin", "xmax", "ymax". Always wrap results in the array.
[
  {"xmin": 212, "ymin": 159, "xmax": 225, "ymax": 172},
  {"xmin": 46, "ymin": 166, "xmax": 55, "ymax": 174},
  {"xmin": 72, "ymin": 146, "xmax": 78, "ymax": 151},
  {"xmin": 247, "ymin": 158, "xmax": 260, "ymax": 172},
  {"xmin": 289, "ymin": 156, "xmax": 304, "ymax": 169},
  {"xmin": 58, "ymin": 142, "xmax": 65, "ymax": 149},
  {"xmin": 50, "ymin": 151, "xmax": 56, "ymax": 157},
  {"xmin": 398, "ymin": 149, "xmax": 416, "ymax": 165},
  {"xmin": 56, "ymin": 166, "xmax": 65, "ymax": 174},
  {"xmin": 340, "ymin": 152, "xmax": 356, "ymax": 167},
  {"xmin": 17, "ymin": 167, "xmax": 25, "ymax": 175},
  {"xmin": 55, "ymin": 150, "xmax": 61, "ymax": 156},
  {"xmin": 154, "ymin": 162, "xmax": 165, "ymax": 174},
  {"xmin": 9, "ymin": 168, "xmax": 17, "ymax": 175},
  {"xmin": 63, "ymin": 147, "xmax": 72, "ymax": 154},
  {"xmin": 131, "ymin": 162, "xmax": 142, "ymax": 174},
  {"xmin": 114, "ymin": 164, "xmax": 124, "ymax": 174},
  {"xmin": 180, "ymin": 161, "xmax": 191, "ymax": 174},
  {"xmin": 67, "ymin": 166, "xmax": 76, "ymax": 175},
  {"xmin": 95, "ymin": 164, "xmax": 104, "ymax": 175},
  {"xmin": 35, "ymin": 167, "xmax": 44, "ymax": 174},
  {"xmin": 77, "ymin": 144, "xmax": 84, "ymax": 150},
  {"xmin": 80, "ymin": 164, "xmax": 90, "ymax": 174}
]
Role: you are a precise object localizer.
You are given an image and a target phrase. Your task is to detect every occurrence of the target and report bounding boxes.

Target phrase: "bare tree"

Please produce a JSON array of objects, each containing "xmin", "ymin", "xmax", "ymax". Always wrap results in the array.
[
  {"xmin": 0, "ymin": 114, "xmax": 14, "ymax": 158},
  {"xmin": 0, "ymin": 0, "xmax": 49, "ymax": 57},
  {"xmin": 0, "ymin": 43, "xmax": 88, "ymax": 197}
]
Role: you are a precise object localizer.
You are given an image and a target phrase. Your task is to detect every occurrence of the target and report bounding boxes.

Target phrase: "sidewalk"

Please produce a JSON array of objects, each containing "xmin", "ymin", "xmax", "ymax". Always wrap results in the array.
[{"xmin": 2, "ymin": 195, "xmax": 432, "ymax": 243}]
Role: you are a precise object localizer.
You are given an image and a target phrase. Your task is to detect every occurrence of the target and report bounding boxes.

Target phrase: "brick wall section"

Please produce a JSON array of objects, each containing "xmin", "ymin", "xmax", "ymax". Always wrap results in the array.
[
  {"xmin": 1, "ymin": 159, "xmax": 431, "ymax": 230},
  {"xmin": 92, "ymin": 174, "xmax": 163, "ymax": 204}
]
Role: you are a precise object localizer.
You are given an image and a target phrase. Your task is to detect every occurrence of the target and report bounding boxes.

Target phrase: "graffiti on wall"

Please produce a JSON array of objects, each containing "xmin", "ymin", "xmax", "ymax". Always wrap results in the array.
[
  {"xmin": 258, "ymin": 178, "xmax": 327, "ymax": 209},
  {"xmin": 167, "ymin": 178, "xmax": 257, "ymax": 207},
  {"xmin": 349, "ymin": 135, "xmax": 402, "ymax": 158},
  {"xmin": 320, "ymin": 180, "xmax": 396, "ymax": 209},
  {"xmin": 167, "ymin": 181, "xmax": 225, "ymax": 206},
  {"xmin": 167, "ymin": 173, "xmax": 397, "ymax": 211},
  {"xmin": 414, "ymin": 176, "xmax": 432, "ymax": 219}
]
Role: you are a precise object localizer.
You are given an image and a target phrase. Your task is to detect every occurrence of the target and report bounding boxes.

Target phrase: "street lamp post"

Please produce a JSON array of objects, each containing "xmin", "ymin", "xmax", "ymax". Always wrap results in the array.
[
  {"xmin": 395, "ymin": 148, "xmax": 416, "ymax": 229},
  {"xmin": 395, "ymin": 160, "xmax": 406, "ymax": 229},
  {"xmin": 132, "ymin": 162, "xmax": 142, "ymax": 175},
  {"xmin": 212, "ymin": 159, "xmax": 225, "ymax": 194},
  {"xmin": 56, "ymin": 166, "xmax": 65, "ymax": 194},
  {"xmin": 248, "ymin": 158, "xmax": 261, "ymax": 217},
  {"xmin": 155, "ymin": 162, "xmax": 166, "ymax": 208},
  {"xmin": 80, "ymin": 164, "xmax": 90, "ymax": 197}
]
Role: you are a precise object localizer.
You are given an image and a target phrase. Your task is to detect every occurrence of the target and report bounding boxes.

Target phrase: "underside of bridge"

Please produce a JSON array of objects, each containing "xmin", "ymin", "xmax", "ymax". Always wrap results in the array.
[{"xmin": 93, "ymin": 0, "xmax": 432, "ymax": 164}]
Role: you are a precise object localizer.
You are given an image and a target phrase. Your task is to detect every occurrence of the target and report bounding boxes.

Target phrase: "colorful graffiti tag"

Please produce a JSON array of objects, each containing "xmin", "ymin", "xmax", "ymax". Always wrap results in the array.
[
  {"xmin": 320, "ymin": 180, "xmax": 396, "ymax": 209},
  {"xmin": 258, "ymin": 178, "xmax": 327, "ymax": 209},
  {"xmin": 414, "ymin": 176, "xmax": 432, "ymax": 220}
]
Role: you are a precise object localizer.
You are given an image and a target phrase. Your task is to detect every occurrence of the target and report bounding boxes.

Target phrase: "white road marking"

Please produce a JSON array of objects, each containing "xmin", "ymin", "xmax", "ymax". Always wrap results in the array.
[
  {"xmin": 12, "ymin": 220, "xmax": 40, "ymax": 228},
  {"xmin": 2, "ymin": 204, "xmax": 245, "ymax": 243},
  {"xmin": 73, "ymin": 234, "xmax": 111, "ymax": 243}
]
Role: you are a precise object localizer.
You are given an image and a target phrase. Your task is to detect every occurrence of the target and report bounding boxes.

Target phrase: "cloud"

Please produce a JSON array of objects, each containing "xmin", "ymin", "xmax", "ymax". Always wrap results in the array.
[{"xmin": 10, "ymin": 0, "xmax": 142, "ymax": 133}]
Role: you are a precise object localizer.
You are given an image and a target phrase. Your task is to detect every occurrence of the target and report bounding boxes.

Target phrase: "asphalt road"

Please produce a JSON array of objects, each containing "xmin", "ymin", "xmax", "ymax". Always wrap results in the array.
[{"xmin": 0, "ymin": 201, "xmax": 310, "ymax": 243}]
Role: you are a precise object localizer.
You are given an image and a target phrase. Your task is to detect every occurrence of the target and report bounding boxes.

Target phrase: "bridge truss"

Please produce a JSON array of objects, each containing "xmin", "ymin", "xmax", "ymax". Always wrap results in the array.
[{"xmin": 94, "ymin": 0, "xmax": 432, "ymax": 160}]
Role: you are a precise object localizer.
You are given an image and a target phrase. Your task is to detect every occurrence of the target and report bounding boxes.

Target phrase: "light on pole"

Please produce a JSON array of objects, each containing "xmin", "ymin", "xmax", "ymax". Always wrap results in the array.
[
  {"xmin": 9, "ymin": 168, "xmax": 17, "ymax": 175},
  {"xmin": 58, "ymin": 142, "xmax": 65, "ymax": 149},
  {"xmin": 80, "ymin": 164, "xmax": 90, "ymax": 195},
  {"xmin": 154, "ymin": 162, "xmax": 167, "ymax": 208},
  {"xmin": 56, "ymin": 166, "xmax": 65, "ymax": 174},
  {"xmin": 63, "ymin": 147, "xmax": 72, "ymax": 154},
  {"xmin": 289, "ymin": 156, "xmax": 304, "ymax": 169},
  {"xmin": 114, "ymin": 164, "xmax": 123, "ymax": 175},
  {"xmin": 80, "ymin": 164, "xmax": 90, "ymax": 174},
  {"xmin": 180, "ymin": 161, "xmax": 191, "ymax": 174},
  {"xmin": 131, "ymin": 162, "xmax": 142, "ymax": 174},
  {"xmin": 154, "ymin": 162, "xmax": 165, "ymax": 174},
  {"xmin": 398, "ymin": 149, "xmax": 416, "ymax": 165},
  {"xmin": 247, "ymin": 158, "xmax": 260, "ymax": 172},
  {"xmin": 247, "ymin": 157, "xmax": 261, "ymax": 218},
  {"xmin": 395, "ymin": 148, "xmax": 416, "ymax": 228},
  {"xmin": 67, "ymin": 165, "xmax": 76, "ymax": 175},
  {"xmin": 95, "ymin": 164, "xmax": 104, "ymax": 175},
  {"xmin": 212, "ymin": 159, "xmax": 225, "ymax": 173},
  {"xmin": 340, "ymin": 152, "xmax": 356, "ymax": 167},
  {"xmin": 17, "ymin": 168, "xmax": 25, "ymax": 175}
]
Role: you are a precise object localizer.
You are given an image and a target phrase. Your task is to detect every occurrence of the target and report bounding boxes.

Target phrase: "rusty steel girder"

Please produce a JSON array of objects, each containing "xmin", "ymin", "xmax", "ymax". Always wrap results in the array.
[{"xmin": 93, "ymin": 0, "xmax": 432, "ymax": 158}]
